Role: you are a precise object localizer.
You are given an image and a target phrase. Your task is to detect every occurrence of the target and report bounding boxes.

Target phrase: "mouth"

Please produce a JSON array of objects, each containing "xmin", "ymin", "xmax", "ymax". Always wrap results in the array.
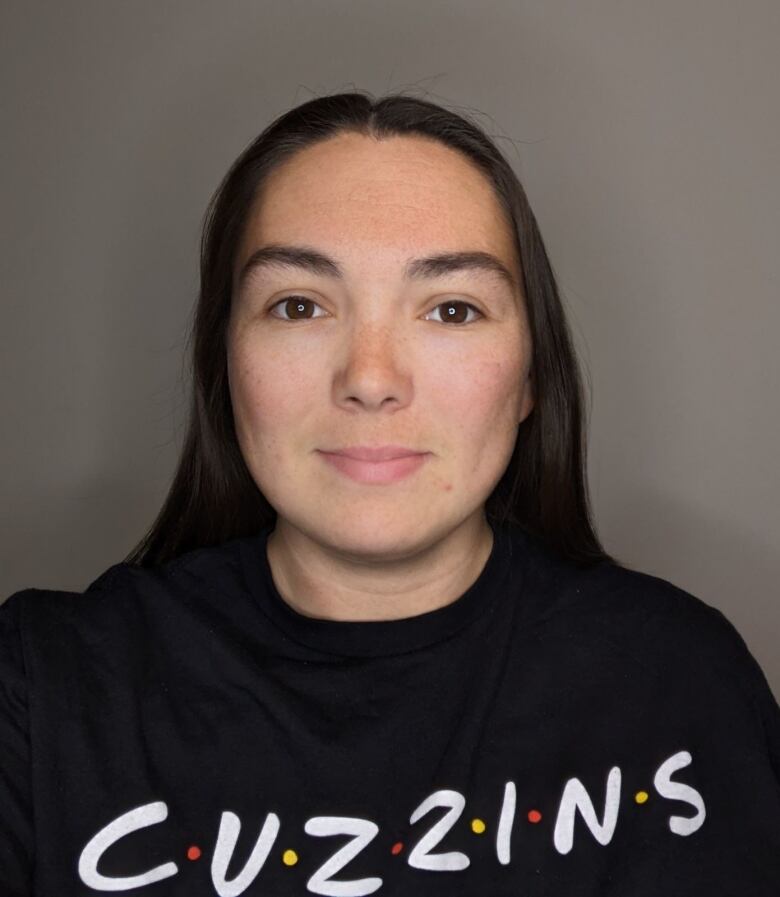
[
  {"xmin": 317, "ymin": 450, "xmax": 429, "ymax": 484},
  {"xmin": 320, "ymin": 445, "xmax": 426, "ymax": 462}
]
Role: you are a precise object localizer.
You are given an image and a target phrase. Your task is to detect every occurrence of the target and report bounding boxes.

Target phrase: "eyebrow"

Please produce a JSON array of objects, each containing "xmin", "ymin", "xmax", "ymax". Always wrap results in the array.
[{"xmin": 236, "ymin": 244, "xmax": 519, "ymax": 292}]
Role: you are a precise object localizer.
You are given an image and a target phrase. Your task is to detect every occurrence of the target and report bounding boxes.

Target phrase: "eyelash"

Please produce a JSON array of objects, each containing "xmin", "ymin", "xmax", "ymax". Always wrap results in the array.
[{"xmin": 267, "ymin": 296, "xmax": 484, "ymax": 325}]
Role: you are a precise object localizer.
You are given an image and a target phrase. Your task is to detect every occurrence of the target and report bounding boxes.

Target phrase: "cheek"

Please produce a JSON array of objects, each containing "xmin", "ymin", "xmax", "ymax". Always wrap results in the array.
[
  {"xmin": 227, "ymin": 341, "xmax": 315, "ymax": 449},
  {"xmin": 432, "ymin": 356, "xmax": 521, "ymax": 430},
  {"xmin": 431, "ymin": 354, "xmax": 525, "ymax": 480}
]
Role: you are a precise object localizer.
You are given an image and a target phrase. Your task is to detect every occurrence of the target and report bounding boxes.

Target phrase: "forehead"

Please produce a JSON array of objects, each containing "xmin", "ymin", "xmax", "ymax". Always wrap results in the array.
[{"xmin": 237, "ymin": 132, "xmax": 519, "ymax": 276}]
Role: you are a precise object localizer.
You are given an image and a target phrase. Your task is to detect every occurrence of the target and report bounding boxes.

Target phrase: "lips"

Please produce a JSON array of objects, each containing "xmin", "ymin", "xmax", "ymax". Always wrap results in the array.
[
  {"xmin": 323, "ymin": 446, "xmax": 424, "ymax": 462},
  {"xmin": 318, "ymin": 450, "xmax": 429, "ymax": 484}
]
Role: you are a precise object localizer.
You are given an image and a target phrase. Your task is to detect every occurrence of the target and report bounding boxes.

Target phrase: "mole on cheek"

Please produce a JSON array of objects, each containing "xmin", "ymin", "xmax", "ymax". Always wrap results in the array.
[{"xmin": 434, "ymin": 475, "xmax": 454, "ymax": 492}]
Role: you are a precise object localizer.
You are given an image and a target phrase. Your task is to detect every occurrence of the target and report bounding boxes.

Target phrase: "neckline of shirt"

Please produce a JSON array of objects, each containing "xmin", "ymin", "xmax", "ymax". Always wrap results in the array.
[{"xmin": 239, "ymin": 519, "xmax": 518, "ymax": 658}]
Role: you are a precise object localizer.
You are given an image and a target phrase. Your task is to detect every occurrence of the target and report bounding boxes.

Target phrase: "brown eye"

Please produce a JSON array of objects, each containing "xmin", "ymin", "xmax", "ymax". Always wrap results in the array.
[
  {"xmin": 267, "ymin": 296, "xmax": 482, "ymax": 325},
  {"xmin": 426, "ymin": 300, "xmax": 483, "ymax": 325},
  {"xmin": 268, "ymin": 296, "xmax": 325, "ymax": 321}
]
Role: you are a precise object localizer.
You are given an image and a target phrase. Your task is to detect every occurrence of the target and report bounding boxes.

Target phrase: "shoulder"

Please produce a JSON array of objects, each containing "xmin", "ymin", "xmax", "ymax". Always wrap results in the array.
[
  {"xmin": 513, "ymin": 530, "xmax": 780, "ymax": 761},
  {"xmin": 514, "ymin": 527, "xmax": 762, "ymax": 689},
  {"xmin": 0, "ymin": 534, "xmax": 255, "ymax": 657}
]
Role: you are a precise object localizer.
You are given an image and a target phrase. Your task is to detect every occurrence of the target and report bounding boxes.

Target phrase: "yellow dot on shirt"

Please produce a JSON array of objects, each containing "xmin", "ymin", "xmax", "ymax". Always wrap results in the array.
[
  {"xmin": 282, "ymin": 849, "xmax": 298, "ymax": 866},
  {"xmin": 635, "ymin": 791, "xmax": 649, "ymax": 804},
  {"xmin": 471, "ymin": 818, "xmax": 486, "ymax": 834}
]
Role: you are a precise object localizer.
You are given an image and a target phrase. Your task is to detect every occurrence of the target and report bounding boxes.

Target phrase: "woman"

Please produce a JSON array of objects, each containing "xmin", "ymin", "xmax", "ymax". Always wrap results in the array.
[{"xmin": 2, "ymin": 92, "xmax": 779, "ymax": 895}]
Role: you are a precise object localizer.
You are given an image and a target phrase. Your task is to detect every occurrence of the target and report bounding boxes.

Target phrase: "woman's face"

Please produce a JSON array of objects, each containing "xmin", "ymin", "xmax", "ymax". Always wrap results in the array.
[{"xmin": 227, "ymin": 132, "xmax": 534, "ymax": 554}]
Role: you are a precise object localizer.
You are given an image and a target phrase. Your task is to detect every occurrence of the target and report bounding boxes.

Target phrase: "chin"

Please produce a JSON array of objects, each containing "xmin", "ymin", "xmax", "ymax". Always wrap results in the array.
[{"xmin": 298, "ymin": 512, "xmax": 435, "ymax": 553}]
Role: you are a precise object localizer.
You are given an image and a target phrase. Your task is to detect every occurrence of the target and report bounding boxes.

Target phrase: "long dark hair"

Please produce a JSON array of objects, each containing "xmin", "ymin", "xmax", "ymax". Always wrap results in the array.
[{"xmin": 125, "ymin": 90, "xmax": 615, "ymax": 569}]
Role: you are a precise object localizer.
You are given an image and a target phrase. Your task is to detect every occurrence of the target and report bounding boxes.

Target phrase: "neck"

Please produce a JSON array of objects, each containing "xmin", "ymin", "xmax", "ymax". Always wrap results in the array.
[{"xmin": 265, "ymin": 515, "xmax": 495, "ymax": 622}]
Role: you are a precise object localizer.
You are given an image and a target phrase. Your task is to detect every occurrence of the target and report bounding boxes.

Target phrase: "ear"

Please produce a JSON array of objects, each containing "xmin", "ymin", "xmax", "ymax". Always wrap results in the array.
[{"xmin": 518, "ymin": 378, "xmax": 534, "ymax": 425}]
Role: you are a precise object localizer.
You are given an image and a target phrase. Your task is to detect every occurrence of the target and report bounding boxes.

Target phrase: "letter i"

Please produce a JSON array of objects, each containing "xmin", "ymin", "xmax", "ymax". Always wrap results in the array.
[{"xmin": 496, "ymin": 781, "xmax": 516, "ymax": 865}]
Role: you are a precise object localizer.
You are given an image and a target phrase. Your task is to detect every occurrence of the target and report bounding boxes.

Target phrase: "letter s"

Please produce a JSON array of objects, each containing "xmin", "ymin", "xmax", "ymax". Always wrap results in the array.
[{"xmin": 653, "ymin": 750, "xmax": 706, "ymax": 836}]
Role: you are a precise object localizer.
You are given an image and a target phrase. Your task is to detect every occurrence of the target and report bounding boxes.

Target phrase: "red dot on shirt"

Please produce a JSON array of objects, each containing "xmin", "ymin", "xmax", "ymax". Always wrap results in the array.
[
  {"xmin": 391, "ymin": 842, "xmax": 404, "ymax": 855},
  {"xmin": 187, "ymin": 845, "xmax": 202, "ymax": 860},
  {"xmin": 527, "ymin": 810, "xmax": 542, "ymax": 823}
]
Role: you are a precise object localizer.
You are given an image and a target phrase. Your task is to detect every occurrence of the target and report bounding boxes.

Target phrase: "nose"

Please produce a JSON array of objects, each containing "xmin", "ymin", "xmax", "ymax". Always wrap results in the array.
[{"xmin": 333, "ymin": 321, "xmax": 412, "ymax": 412}]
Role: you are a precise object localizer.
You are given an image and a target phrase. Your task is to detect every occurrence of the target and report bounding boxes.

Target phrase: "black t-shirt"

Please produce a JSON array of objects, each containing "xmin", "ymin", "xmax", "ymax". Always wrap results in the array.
[{"xmin": 2, "ymin": 520, "xmax": 779, "ymax": 895}]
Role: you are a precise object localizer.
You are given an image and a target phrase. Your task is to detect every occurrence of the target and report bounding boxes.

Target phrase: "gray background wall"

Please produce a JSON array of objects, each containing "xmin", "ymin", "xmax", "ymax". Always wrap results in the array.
[{"xmin": 2, "ymin": 1, "xmax": 778, "ymax": 695}]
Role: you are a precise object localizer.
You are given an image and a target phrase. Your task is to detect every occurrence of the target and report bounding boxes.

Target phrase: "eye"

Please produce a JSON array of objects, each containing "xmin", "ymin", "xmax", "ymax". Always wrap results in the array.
[
  {"xmin": 425, "ymin": 299, "xmax": 483, "ymax": 325},
  {"xmin": 267, "ymin": 296, "xmax": 326, "ymax": 321},
  {"xmin": 267, "ymin": 296, "xmax": 484, "ymax": 325}
]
